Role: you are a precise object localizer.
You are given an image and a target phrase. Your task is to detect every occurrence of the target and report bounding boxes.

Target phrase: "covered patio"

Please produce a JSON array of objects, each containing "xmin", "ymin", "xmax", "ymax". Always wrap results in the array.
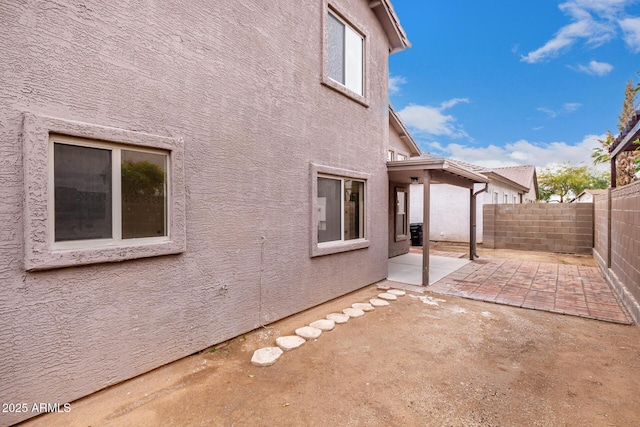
[{"xmin": 387, "ymin": 156, "xmax": 490, "ymax": 286}]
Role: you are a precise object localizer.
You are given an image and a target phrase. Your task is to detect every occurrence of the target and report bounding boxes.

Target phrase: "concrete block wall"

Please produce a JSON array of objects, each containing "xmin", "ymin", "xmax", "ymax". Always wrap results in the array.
[
  {"xmin": 593, "ymin": 182, "xmax": 640, "ymax": 324},
  {"xmin": 483, "ymin": 203, "xmax": 593, "ymax": 254}
]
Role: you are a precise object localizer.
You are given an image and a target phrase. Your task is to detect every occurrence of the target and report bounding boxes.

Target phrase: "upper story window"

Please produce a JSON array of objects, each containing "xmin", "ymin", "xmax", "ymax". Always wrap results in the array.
[
  {"xmin": 326, "ymin": 9, "xmax": 364, "ymax": 97},
  {"xmin": 396, "ymin": 153, "xmax": 407, "ymax": 161},
  {"xmin": 388, "ymin": 150, "xmax": 394, "ymax": 161}
]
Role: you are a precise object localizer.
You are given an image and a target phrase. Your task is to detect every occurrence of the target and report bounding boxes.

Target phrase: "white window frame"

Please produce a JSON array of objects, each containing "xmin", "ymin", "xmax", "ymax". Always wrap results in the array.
[
  {"xmin": 396, "ymin": 153, "xmax": 408, "ymax": 161},
  {"xmin": 387, "ymin": 150, "xmax": 395, "ymax": 161},
  {"xmin": 311, "ymin": 163, "xmax": 370, "ymax": 257},
  {"xmin": 22, "ymin": 113, "xmax": 186, "ymax": 271},
  {"xmin": 322, "ymin": 4, "xmax": 368, "ymax": 107},
  {"xmin": 48, "ymin": 134, "xmax": 170, "ymax": 250},
  {"xmin": 394, "ymin": 187, "xmax": 408, "ymax": 241}
]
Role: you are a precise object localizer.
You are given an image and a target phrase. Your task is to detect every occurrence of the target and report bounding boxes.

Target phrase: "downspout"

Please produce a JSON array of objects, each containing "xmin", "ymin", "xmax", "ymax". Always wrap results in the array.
[{"xmin": 470, "ymin": 183, "xmax": 489, "ymax": 259}]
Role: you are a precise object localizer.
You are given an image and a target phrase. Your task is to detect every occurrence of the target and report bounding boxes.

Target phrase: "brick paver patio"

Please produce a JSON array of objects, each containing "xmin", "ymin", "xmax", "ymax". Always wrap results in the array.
[{"xmin": 427, "ymin": 257, "xmax": 632, "ymax": 324}]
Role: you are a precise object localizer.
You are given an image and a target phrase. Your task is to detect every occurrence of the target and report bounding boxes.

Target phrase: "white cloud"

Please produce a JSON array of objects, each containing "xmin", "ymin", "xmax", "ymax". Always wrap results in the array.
[
  {"xmin": 398, "ymin": 99, "xmax": 471, "ymax": 139},
  {"xmin": 521, "ymin": 0, "xmax": 637, "ymax": 63},
  {"xmin": 537, "ymin": 107, "xmax": 558, "ymax": 118},
  {"xmin": 389, "ymin": 75, "xmax": 407, "ymax": 95},
  {"xmin": 537, "ymin": 102, "xmax": 582, "ymax": 118},
  {"xmin": 570, "ymin": 59, "xmax": 614, "ymax": 75},
  {"xmin": 423, "ymin": 134, "xmax": 607, "ymax": 170},
  {"xmin": 619, "ymin": 16, "xmax": 640, "ymax": 52},
  {"xmin": 563, "ymin": 102, "xmax": 582, "ymax": 111}
]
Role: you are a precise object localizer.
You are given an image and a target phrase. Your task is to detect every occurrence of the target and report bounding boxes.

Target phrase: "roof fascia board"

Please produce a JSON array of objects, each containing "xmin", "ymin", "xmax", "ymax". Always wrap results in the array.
[
  {"xmin": 387, "ymin": 159, "xmax": 489, "ymax": 183},
  {"xmin": 369, "ymin": 0, "xmax": 411, "ymax": 53}
]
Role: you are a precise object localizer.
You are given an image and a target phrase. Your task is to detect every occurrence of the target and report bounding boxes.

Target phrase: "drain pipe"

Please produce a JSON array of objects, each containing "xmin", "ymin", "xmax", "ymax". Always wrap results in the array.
[{"xmin": 470, "ymin": 184, "xmax": 489, "ymax": 259}]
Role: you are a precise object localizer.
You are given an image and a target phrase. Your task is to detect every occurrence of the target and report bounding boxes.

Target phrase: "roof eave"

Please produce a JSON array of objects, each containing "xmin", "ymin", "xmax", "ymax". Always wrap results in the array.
[
  {"xmin": 389, "ymin": 105, "xmax": 421, "ymax": 156},
  {"xmin": 369, "ymin": 0, "xmax": 411, "ymax": 53}
]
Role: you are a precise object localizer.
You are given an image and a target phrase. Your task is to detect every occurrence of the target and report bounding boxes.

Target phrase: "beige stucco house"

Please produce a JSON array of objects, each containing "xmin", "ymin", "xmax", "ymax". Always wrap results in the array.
[{"xmin": 0, "ymin": 1, "xmax": 415, "ymax": 424}]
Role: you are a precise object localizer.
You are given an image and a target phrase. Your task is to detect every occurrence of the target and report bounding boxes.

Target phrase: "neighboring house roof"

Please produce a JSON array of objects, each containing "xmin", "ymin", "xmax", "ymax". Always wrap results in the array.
[
  {"xmin": 575, "ymin": 189, "xmax": 607, "ymax": 200},
  {"xmin": 492, "ymin": 165, "xmax": 539, "ymax": 199},
  {"xmin": 369, "ymin": 0, "xmax": 411, "ymax": 53},
  {"xmin": 389, "ymin": 105, "xmax": 420, "ymax": 157},
  {"xmin": 415, "ymin": 157, "xmax": 537, "ymax": 195}
]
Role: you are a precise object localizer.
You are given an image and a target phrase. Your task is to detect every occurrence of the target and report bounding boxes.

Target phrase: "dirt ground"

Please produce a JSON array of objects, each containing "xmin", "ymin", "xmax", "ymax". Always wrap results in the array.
[{"xmin": 19, "ymin": 249, "xmax": 640, "ymax": 427}]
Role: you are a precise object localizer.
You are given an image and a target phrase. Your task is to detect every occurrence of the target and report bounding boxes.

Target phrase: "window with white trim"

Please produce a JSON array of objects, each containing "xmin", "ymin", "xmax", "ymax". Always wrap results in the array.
[
  {"xmin": 327, "ymin": 10, "xmax": 363, "ymax": 96},
  {"xmin": 317, "ymin": 175, "xmax": 365, "ymax": 243},
  {"xmin": 387, "ymin": 150, "xmax": 394, "ymax": 161},
  {"xmin": 396, "ymin": 153, "xmax": 407, "ymax": 161},
  {"xmin": 51, "ymin": 135, "xmax": 169, "ymax": 247},
  {"xmin": 22, "ymin": 113, "xmax": 185, "ymax": 271},
  {"xmin": 395, "ymin": 188, "xmax": 408, "ymax": 240}
]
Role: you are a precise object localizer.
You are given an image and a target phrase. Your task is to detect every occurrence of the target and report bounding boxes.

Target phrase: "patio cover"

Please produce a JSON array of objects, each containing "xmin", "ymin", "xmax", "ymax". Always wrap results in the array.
[
  {"xmin": 387, "ymin": 156, "xmax": 490, "ymax": 286},
  {"xmin": 609, "ymin": 108, "xmax": 640, "ymax": 187}
]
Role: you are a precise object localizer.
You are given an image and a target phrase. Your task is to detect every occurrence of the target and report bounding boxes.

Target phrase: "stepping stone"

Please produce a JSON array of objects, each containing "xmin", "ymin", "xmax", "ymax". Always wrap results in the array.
[
  {"xmin": 251, "ymin": 347, "xmax": 283, "ymax": 366},
  {"xmin": 343, "ymin": 307, "xmax": 365, "ymax": 318},
  {"xmin": 370, "ymin": 298, "xmax": 390, "ymax": 307},
  {"xmin": 310, "ymin": 319, "xmax": 335, "ymax": 331},
  {"xmin": 352, "ymin": 302, "xmax": 374, "ymax": 312},
  {"xmin": 387, "ymin": 289, "xmax": 406, "ymax": 296},
  {"xmin": 326, "ymin": 313, "xmax": 350, "ymax": 324},
  {"xmin": 276, "ymin": 336, "xmax": 306, "ymax": 351},
  {"xmin": 378, "ymin": 293, "xmax": 397, "ymax": 301},
  {"xmin": 295, "ymin": 326, "xmax": 322, "ymax": 340}
]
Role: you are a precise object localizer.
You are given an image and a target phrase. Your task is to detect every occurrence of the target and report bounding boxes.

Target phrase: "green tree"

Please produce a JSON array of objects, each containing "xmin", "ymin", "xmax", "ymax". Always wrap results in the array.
[
  {"xmin": 538, "ymin": 163, "xmax": 610, "ymax": 203},
  {"xmin": 121, "ymin": 160, "xmax": 165, "ymax": 197}
]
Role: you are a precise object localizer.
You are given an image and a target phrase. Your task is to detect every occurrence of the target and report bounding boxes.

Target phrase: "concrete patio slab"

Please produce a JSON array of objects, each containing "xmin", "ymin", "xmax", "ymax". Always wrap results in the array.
[{"xmin": 388, "ymin": 253, "xmax": 470, "ymax": 285}]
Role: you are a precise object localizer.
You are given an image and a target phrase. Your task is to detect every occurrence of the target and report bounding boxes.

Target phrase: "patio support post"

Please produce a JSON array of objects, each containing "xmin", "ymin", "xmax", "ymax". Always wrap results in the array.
[
  {"xmin": 470, "ymin": 183, "xmax": 487, "ymax": 261},
  {"xmin": 469, "ymin": 188, "xmax": 475, "ymax": 261},
  {"xmin": 422, "ymin": 170, "xmax": 431, "ymax": 286},
  {"xmin": 611, "ymin": 155, "xmax": 617, "ymax": 188}
]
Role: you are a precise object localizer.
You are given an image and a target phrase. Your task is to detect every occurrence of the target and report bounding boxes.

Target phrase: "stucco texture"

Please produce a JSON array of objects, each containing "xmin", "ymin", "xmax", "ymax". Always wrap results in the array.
[{"xmin": 0, "ymin": 1, "xmax": 394, "ymax": 424}]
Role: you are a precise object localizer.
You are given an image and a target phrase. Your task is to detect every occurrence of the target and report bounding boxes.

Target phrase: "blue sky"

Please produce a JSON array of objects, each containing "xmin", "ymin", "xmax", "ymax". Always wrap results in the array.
[{"xmin": 389, "ymin": 0, "xmax": 640, "ymax": 170}]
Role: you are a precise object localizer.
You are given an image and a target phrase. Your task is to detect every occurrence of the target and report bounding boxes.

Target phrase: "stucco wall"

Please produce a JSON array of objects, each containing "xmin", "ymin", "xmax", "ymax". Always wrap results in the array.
[
  {"xmin": 0, "ymin": 1, "xmax": 394, "ymax": 425},
  {"xmin": 593, "ymin": 183, "xmax": 640, "ymax": 324},
  {"xmin": 388, "ymin": 124, "xmax": 413, "ymax": 159},
  {"xmin": 483, "ymin": 203, "xmax": 593, "ymax": 254}
]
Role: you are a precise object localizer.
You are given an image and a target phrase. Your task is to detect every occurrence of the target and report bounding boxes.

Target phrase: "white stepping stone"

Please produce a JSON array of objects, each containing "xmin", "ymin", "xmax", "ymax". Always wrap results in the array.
[
  {"xmin": 310, "ymin": 319, "xmax": 335, "ymax": 331},
  {"xmin": 251, "ymin": 347, "xmax": 283, "ymax": 366},
  {"xmin": 276, "ymin": 336, "xmax": 306, "ymax": 351},
  {"xmin": 295, "ymin": 326, "xmax": 322, "ymax": 340},
  {"xmin": 387, "ymin": 289, "xmax": 406, "ymax": 296},
  {"xmin": 327, "ymin": 313, "xmax": 350, "ymax": 324},
  {"xmin": 378, "ymin": 293, "xmax": 398, "ymax": 301},
  {"xmin": 343, "ymin": 307, "xmax": 365, "ymax": 318},
  {"xmin": 352, "ymin": 302, "xmax": 374, "ymax": 312},
  {"xmin": 370, "ymin": 298, "xmax": 390, "ymax": 307}
]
